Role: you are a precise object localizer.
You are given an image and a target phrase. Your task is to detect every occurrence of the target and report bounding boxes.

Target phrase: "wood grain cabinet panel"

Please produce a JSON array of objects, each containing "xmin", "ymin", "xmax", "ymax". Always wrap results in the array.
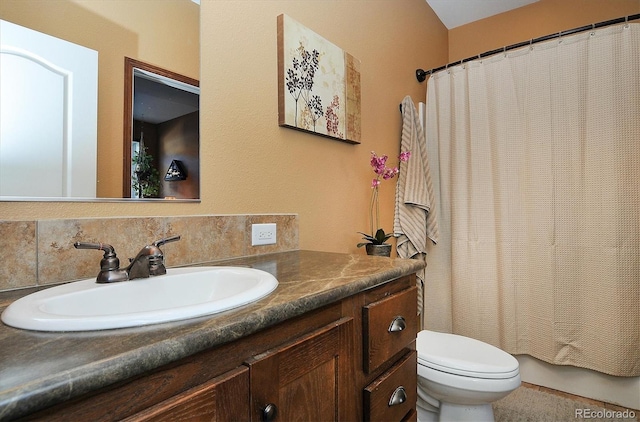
[
  {"xmin": 364, "ymin": 350, "xmax": 417, "ymax": 422},
  {"xmin": 363, "ymin": 286, "xmax": 418, "ymax": 373},
  {"xmin": 123, "ymin": 366, "xmax": 249, "ymax": 422},
  {"xmin": 245, "ymin": 317, "xmax": 356, "ymax": 422}
]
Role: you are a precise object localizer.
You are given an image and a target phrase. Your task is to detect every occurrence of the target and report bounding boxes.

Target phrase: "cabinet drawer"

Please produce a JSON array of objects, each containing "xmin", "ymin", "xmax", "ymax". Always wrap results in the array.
[
  {"xmin": 364, "ymin": 350, "xmax": 417, "ymax": 422},
  {"xmin": 363, "ymin": 286, "xmax": 418, "ymax": 373}
]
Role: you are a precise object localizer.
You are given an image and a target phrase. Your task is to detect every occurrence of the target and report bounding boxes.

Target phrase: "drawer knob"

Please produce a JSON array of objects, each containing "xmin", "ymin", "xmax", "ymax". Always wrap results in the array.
[
  {"xmin": 261, "ymin": 403, "xmax": 278, "ymax": 422},
  {"xmin": 388, "ymin": 316, "xmax": 406, "ymax": 332},
  {"xmin": 388, "ymin": 386, "xmax": 407, "ymax": 406}
]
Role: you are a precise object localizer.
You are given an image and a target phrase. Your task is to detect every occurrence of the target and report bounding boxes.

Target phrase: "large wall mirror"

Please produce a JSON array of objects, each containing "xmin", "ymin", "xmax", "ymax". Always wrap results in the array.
[{"xmin": 0, "ymin": 0, "xmax": 200, "ymax": 202}]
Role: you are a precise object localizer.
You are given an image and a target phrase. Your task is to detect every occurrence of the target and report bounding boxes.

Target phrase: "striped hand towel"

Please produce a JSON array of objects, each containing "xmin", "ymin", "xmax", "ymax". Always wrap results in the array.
[{"xmin": 395, "ymin": 95, "xmax": 438, "ymax": 253}]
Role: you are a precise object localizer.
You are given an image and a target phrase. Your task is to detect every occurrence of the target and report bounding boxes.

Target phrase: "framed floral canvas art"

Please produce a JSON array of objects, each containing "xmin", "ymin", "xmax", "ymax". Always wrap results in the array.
[{"xmin": 277, "ymin": 14, "xmax": 361, "ymax": 144}]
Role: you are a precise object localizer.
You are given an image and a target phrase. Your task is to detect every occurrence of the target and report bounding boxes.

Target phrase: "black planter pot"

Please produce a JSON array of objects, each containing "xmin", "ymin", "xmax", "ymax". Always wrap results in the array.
[{"xmin": 365, "ymin": 244, "xmax": 392, "ymax": 257}]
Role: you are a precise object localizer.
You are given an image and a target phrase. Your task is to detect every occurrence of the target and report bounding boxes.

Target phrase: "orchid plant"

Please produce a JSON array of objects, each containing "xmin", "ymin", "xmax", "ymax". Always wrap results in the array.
[{"xmin": 357, "ymin": 150, "xmax": 411, "ymax": 248}]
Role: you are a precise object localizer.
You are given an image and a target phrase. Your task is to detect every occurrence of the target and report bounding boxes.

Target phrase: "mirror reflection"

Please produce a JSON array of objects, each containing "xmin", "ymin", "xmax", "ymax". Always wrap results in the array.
[
  {"xmin": 1, "ymin": 19, "xmax": 98, "ymax": 198},
  {"xmin": 0, "ymin": 0, "xmax": 200, "ymax": 201},
  {"xmin": 126, "ymin": 59, "xmax": 200, "ymax": 199}
]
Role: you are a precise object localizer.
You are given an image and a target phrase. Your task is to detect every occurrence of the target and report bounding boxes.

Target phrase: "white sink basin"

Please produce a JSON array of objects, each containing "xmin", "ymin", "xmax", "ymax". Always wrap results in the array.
[{"xmin": 1, "ymin": 267, "xmax": 278, "ymax": 332}]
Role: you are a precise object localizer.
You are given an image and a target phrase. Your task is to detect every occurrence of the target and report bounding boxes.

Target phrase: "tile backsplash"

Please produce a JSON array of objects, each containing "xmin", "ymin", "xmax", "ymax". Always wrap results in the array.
[{"xmin": 0, "ymin": 214, "xmax": 298, "ymax": 292}]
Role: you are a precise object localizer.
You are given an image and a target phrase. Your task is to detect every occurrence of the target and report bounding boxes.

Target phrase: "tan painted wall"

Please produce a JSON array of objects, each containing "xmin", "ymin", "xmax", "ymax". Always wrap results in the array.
[
  {"xmin": 448, "ymin": 0, "xmax": 640, "ymax": 62},
  {"xmin": 3, "ymin": 0, "xmax": 638, "ymax": 256},
  {"xmin": 0, "ymin": 0, "xmax": 447, "ymax": 255}
]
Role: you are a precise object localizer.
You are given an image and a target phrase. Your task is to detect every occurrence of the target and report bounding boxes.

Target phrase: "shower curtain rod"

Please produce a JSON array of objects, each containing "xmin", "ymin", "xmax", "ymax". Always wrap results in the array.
[{"xmin": 415, "ymin": 13, "xmax": 640, "ymax": 82}]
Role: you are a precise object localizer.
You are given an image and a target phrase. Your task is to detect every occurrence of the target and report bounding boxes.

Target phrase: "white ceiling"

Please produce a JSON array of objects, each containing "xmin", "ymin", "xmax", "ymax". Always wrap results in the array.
[{"xmin": 426, "ymin": 0, "xmax": 539, "ymax": 29}]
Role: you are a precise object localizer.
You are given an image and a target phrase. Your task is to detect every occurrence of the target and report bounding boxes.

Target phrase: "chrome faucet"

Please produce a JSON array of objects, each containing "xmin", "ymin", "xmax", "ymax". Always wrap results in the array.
[{"xmin": 74, "ymin": 235, "xmax": 181, "ymax": 283}]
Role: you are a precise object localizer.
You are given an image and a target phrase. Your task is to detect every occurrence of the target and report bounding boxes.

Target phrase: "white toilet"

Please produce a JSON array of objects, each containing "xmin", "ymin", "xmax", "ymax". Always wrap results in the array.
[{"xmin": 415, "ymin": 330, "xmax": 521, "ymax": 422}]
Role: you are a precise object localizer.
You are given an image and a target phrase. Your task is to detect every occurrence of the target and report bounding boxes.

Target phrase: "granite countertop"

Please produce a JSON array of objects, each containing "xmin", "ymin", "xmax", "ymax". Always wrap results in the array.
[{"xmin": 0, "ymin": 250, "xmax": 424, "ymax": 420}]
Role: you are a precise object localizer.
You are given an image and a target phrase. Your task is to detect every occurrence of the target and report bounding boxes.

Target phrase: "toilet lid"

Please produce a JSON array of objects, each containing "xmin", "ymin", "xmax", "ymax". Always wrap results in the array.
[{"xmin": 417, "ymin": 330, "xmax": 519, "ymax": 379}]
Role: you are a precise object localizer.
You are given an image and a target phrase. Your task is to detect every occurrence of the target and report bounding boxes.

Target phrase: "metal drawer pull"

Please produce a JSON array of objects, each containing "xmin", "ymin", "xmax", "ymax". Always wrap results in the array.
[
  {"xmin": 261, "ymin": 403, "xmax": 277, "ymax": 422},
  {"xmin": 388, "ymin": 316, "xmax": 406, "ymax": 332},
  {"xmin": 388, "ymin": 386, "xmax": 407, "ymax": 406}
]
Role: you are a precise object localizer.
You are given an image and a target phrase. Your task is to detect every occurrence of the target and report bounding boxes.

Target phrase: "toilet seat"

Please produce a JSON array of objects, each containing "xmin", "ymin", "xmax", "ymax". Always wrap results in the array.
[{"xmin": 417, "ymin": 330, "xmax": 519, "ymax": 380}]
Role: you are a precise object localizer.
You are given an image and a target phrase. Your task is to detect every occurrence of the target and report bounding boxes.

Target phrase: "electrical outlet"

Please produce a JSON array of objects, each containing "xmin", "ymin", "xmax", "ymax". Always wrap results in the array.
[{"xmin": 251, "ymin": 223, "xmax": 277, "ymax": 246}]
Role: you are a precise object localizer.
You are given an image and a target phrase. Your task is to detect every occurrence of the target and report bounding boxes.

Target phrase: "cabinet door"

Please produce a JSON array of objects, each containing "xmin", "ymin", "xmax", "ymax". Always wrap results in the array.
[
  {"xmin": 246, "ymin": 317, "xmax": 356, "ymax": 422},
  {"xmin": 124, "ymin": 365, "xmax": 249, "ymax": 422}
]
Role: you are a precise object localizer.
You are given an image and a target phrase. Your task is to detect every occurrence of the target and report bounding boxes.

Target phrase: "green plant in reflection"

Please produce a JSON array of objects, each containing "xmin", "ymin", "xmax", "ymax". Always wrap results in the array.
[{"xmin": 132, "ymin": 146, "xmax": 160, "ymax": 198}]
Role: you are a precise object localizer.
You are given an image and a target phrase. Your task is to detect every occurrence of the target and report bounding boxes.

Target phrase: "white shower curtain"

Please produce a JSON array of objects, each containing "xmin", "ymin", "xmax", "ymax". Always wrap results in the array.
[{"xmin": 425, "ymin": 23, "xmax": 640, "ymax": 376}]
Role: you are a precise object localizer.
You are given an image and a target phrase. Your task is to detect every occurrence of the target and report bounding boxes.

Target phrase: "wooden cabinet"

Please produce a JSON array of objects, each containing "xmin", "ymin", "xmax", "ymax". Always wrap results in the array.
[
  {"xmin": 126, "ymin": 318, "xmax": 357, "ymax": 422},
  {"xmin": 123, "ymin": 366, "xmax": 250, "ymax": 422},
  {"xmin": 246, "ymin": 317, "xmax": 355, "ymax": 422},
  {"xmin": 22, "ymin": 275, "xmax": 417, "ymax": 422}
]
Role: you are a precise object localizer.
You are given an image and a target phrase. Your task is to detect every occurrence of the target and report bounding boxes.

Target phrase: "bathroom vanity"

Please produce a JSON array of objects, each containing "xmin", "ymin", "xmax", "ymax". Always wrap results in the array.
[{"xmin": 0, "ymin": 250, "xmax": 423, "ymax": 421}]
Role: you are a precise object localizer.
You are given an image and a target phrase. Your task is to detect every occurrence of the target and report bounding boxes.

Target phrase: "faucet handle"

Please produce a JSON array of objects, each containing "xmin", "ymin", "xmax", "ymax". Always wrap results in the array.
[
  {"xmin": 74, "ymin": 242, "xmax": 120, "ymax": 270},
  {"xmin": 74, "ymin": 242, "xmax": 129, "ymax": 283},
  {"xmin": 74, "ymin": 241, "xmax": 115, "ymax": 254},
  {"xmin": 142, "ymin": 235, "xmax": 180, "ymax": 276},
  {"xmin": 153, "ymin": 235, "xmax": 181, "ymax": 248}
]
